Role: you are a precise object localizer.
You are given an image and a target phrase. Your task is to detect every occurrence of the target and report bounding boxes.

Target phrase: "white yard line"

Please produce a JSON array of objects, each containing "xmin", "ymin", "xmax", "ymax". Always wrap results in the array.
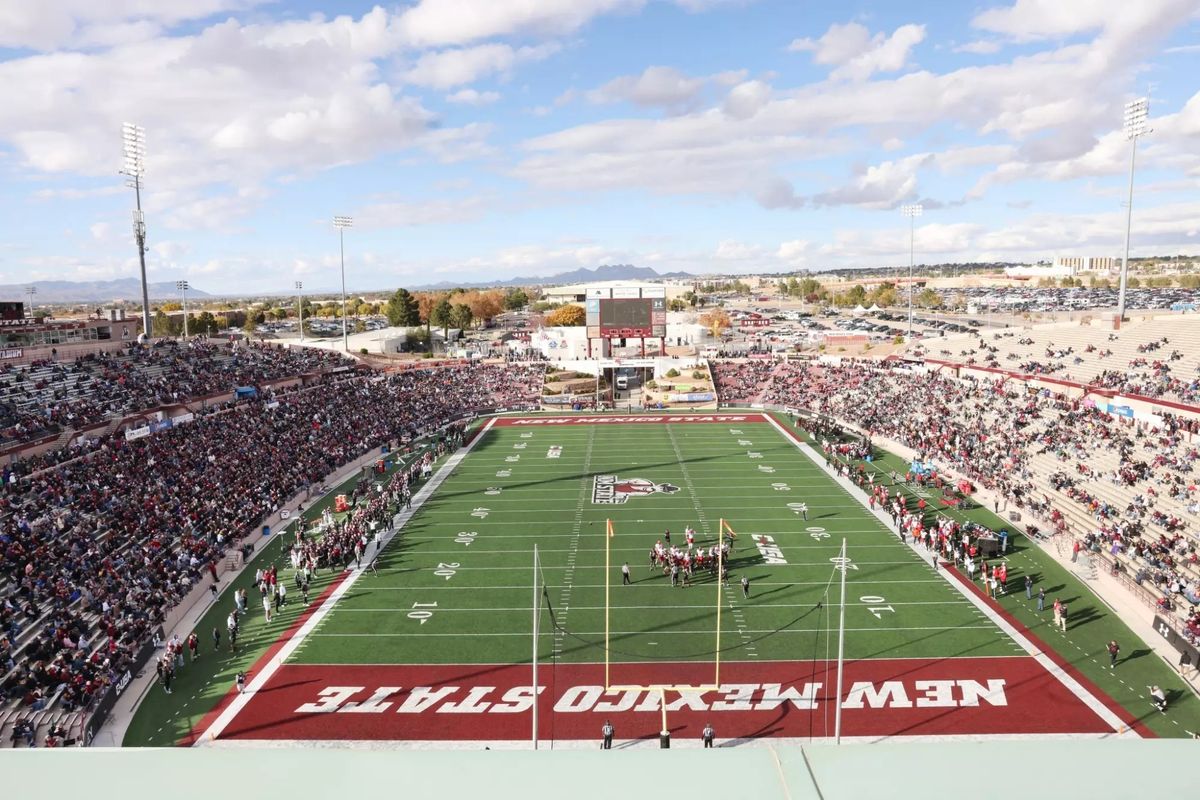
[
  {"xmin": 761, "ymin": 413, "xmax": 1135, "ymax": 738},
  {"xmin": 195, "ymin": 417, "xmax": 499, "ymax": 746},
  {"xmin": 552, "ymin": 426, "xmax": 595, "ymax": 659}
]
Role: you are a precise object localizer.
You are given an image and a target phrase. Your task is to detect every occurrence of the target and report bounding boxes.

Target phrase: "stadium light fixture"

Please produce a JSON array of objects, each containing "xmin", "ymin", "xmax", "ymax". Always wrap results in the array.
[
  {"xmin": 295, "ymin": 281, "xmax": 304, "ymax": 343},
  {"xmin": 1117, "ymin": 97, "xmax": 1150, "ymax": 322},
  {"xmin": 25, "ymin": 285, "xmax": 36, "ymax": 319},
  {"xmin": 121, "ymin": 122, "xmax": 152, "ymax": 342},
  {"xmin": 333, "ymin": 216, "xmax": 353, "ymax": 352},
  {"xmin": 900, "ymin": 204, "xmax": 923, "ymax": 339},
  {"xmin": 176, "ymin": 280, "xmax": 189, "ymax": 338}
]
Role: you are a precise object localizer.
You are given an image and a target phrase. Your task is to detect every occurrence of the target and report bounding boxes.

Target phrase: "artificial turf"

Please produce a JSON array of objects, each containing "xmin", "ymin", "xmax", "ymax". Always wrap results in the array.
[
  {"xmin": 293, "ymin": 418, "xmax": 1017, "ymax": 673},
  {"xmin": 124, "ymin": 411, "xmax": 1200, "ymax": 744}
]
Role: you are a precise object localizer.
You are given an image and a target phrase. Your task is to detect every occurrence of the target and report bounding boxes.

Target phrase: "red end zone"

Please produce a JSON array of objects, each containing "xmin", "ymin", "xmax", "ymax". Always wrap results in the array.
[
  {"xmin": 216, "ymin": 656, "xmax": 1114, "ymax": 742},
  {"xmin": 491, "ymin": 414, "xmax": 769, "ymax": 427}
]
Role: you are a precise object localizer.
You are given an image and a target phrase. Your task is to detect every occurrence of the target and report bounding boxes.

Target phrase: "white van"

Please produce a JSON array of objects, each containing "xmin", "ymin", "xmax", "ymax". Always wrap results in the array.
[{"xmin": 615, "ymin": 375, "xmax": 629, "ymax": 391}]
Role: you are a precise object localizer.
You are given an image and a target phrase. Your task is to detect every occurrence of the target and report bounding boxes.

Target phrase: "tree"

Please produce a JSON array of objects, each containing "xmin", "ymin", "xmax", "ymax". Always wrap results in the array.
[
  {"xmin": 386, "ymin": 288, "xmax": 421, "ymax": 327},
  {"xmin": 503, "ymin": 289, "xmax": 529, "ymax": 310},
  {"xmin": 915, "ymin": 288, "xmax": 941, "ymax": 308},
  {"xmin": 159, "ymin": 301, "xmax": 183, "ymax": 313},
  {"xmin": 450, "ymin": 303, "xmax": 474, "ymax": 332},
  {"xmin": 195, "ymin": 311, "xmax": 218, "ymax": 335},
  {"xmin": 545, "ymin": 304, "xmax": 586, "ymax": 326},
  {"xmin": 699, "ymin": 310, "xmax": 732, "ymax": 338},
  {"xmin": 243, "ymin": 316, "xmax": 257, "ymax": 337},
  {"xmin": 466, "ymin": 290, "xmax": 503, "ymax": 326},
  {"xmin": 668, "ymin": 298, "xmax": 687, "ymax": 312},
  {"xmin": 357, "ymin": 302, "xmax": 374, "ymax": 317},
  {"xmin": 152, "ymin": 310, "xmax": 180, "ymax": 337},
  {"xmin": 430, "ymin": 296, "xmax": 454, "ymax": 340}
]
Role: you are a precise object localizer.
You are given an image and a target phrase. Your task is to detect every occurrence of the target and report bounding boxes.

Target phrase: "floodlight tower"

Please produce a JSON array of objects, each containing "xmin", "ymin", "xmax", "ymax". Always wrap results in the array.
[
  {"xmin": 900, "ymin": 203, "xmax": 923, "ymax": 339},
  {"xmin": 333, "ymin": 216, "xmax": 353, "ymax": 352},
  {"xmin": 176, "ymin": 280, "xmax": 189, "ymax": 337},
  {"xmin": 1117, "ymin": 97, "xmax": 1151, "ymax": 321},
  {"xmin": 25, "ymin": 286, "xmax": 36, "ymax": 319},
  {"xmin": 120, "ymin": 123, "xmax": 152, "ymax": 341},
  {"xmin": 295, "ymin": 281, "xmax": 304, "ymax": 342}
]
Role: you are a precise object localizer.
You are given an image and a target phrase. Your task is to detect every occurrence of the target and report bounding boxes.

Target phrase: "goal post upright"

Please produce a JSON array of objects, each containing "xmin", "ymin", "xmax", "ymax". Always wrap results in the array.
[
  {"xmin": 716, "ymin": 518, "xmax": 724, "ymax": 688},
  {"xmin": 605, "ymin": 518, "xmax": 613, "ymax": 691}
]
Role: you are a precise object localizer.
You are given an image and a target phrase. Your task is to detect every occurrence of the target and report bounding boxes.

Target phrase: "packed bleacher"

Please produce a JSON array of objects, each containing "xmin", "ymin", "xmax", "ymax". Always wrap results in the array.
[
  {"xmin": 0, "ymin": 360, "xmax": 543, "ymax": 745},
  {"xmin": 720, "ymin": 356, "xmax": 1200, "ymax": 637},
  {"xmin": 709, "ymin": 359, "xmax": 778, "ymax": 404},
  {"xmin": 0, "ymin": 340, "xmax": 353, "ymax": 448}
]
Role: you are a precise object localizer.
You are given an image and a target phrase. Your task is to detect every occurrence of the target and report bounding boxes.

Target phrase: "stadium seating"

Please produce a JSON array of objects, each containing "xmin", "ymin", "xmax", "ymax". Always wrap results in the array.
[
  {"xmin": 0, "ymin": 341, "xmax": 354, "ymax": 449},
  {"xmin": 910, "ymin": 315, "xmax": 1200, "ymax": 404},
  {"xmin": 0, "ymin": 360, "xmax": 544, "ymax": 745},
  {"xmin": 716, "ymin": 355, "xmax": 1200, "ymax": 641}
]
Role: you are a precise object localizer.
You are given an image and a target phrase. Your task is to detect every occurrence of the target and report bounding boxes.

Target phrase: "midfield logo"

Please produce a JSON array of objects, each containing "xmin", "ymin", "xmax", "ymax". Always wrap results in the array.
[{"xmin": 592, "ymin": 474, "xmax": 680, "ymax": 504}]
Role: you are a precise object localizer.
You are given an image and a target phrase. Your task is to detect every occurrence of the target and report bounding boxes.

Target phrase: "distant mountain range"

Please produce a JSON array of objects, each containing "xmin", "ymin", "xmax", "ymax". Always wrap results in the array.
[
  {"xmin": 409, "ymin": 264, "xmax": 696, "ymax": 291},
  {"xmin": 0, "ymin": 278, "xmax": 211, "ymax": 304}
]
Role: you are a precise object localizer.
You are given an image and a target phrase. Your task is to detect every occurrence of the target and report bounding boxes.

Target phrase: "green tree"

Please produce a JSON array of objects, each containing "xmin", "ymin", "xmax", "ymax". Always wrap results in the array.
[
  {"xmin": 195, "ymin": 311, "xmax": 218, "ymax": 335},
  {"xmin": 430, "ymin": 296, "xmax": 454, "ymax": 340},
  {"xmin": 915, "ymin": 288, "xmax": 942, "ymax": 308},
  {"xmin": 385, "ymin": 288, "xmax": 421, "ymax": 327},
  {"xmin": 243, "ymin": 316, "xmax": 257, "ymax": 337},
  {"xmin": 152, "ymin": 310, "xmax": 181, "ymax": 337},
  {"xmin": 668, "ymin": 298, "xmax": 687, "ymax": 312},
  {"xmin": 450, "ymin": 303, "xmax": 474, "ymax": 331},
  {"xmin": 503, "ymin": 289, "xmax": 529, "ymax": 311}
]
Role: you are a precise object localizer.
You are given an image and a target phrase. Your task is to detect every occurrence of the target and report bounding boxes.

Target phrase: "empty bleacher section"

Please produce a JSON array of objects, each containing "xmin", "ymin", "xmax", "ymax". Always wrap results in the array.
[{"xmin": 908, "ymin": 315, "xmax": 1200, "ymax": 405}]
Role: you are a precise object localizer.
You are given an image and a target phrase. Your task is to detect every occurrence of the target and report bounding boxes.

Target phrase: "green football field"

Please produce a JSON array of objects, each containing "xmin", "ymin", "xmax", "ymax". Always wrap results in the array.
[
  {"xmin": 133, "ymin": 412, "xmax": 1200, "ymax": 745},
  {"xmin": 292, "ymin": 417, "xmax": 1017, "ymax": 668}
]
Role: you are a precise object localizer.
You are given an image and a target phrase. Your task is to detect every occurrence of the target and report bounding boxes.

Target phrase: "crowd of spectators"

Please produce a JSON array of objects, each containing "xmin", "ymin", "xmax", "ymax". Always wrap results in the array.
[
  {"xmin": 709, "ymin": 359, "xmax": 777, "ymax": 404},
  {"xmin": 733, "ymin": 357, "xmax": 1200, "ymax": 634},
  {"xmin": 0, "ymin": 360, "xmax": 543, "ymax": 730},
  {"xmin": 0, "ymin": 340, "xmax": 353, "ymax": 447}
]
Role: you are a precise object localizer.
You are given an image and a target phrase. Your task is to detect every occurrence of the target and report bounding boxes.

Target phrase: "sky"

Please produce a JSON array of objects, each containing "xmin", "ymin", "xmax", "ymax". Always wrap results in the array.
[{"xmin": 0, "ymin": 0, "xmax": 1198, "ymax": 294}]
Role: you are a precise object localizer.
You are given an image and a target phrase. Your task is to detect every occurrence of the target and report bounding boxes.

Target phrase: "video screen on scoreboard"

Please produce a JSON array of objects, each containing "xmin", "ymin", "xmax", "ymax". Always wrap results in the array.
[{"xmin": 599, "ymin": 298, "xmax": 652, "ymax": 328}]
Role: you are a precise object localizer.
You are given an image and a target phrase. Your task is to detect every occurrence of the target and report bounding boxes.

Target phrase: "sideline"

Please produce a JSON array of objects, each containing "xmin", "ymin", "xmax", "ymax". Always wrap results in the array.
[
  {"xmin": 194, "ymin": 418, "xmax": 498, "ymax": 744},
  {"xmin": 761, "ymin": 413, "xmax": 1136, "ymax": 738}
]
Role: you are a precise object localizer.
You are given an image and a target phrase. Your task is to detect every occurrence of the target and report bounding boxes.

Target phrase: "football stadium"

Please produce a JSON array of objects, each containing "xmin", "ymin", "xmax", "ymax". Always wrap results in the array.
[{"xmin": 4, "ymin": 0, "xmax": 1200, "ymax": 797}]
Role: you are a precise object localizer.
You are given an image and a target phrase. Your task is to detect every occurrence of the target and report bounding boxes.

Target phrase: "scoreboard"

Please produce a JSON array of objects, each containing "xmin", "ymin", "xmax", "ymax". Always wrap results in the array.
[{"xmin": 586, "ymin": 287, "xmax": 666, "ymax": 338}]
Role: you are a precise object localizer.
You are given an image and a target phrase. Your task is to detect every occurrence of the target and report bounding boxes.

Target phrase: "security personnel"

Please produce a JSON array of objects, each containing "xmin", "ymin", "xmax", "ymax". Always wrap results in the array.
[
  {"xmin": 601, "ymin": 720, "xmax": 614, "ymax": 749},
  {"xmin": 702, "ymin": 722, "xmax": 715, "ymax": 748}
]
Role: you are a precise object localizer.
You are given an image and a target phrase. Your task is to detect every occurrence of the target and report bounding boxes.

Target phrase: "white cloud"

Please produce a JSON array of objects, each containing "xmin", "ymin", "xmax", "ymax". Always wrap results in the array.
[
  {"xmin": 588, "ymin": 66, "xmax": 706, "ymax": 112},
  {"xmin": 722, "ymin": 80, "xmax": 771, "ymax": 119},
  {"xmin": 0, "ymin": 8, "xmax": 441, "ymax": 229},
  {"xmin": 0, "ymin": 0, "xmax": 264, "ymax": 50},
  {"xmin": 395, "ymin": 0, "xmax": 642, "ymax": 47},
  {"xmin": 954, "ymin": 40, "xmax": 1002, "ymax": 54},
  {"xmin": 446, "ymin": 88, "xmax": 501, "ymax": 105},
  {"xmin": 89, "ymin": 222, "xmax": 110, "ymax": 240},
  {"xmin": 755, "ymin": 177, "xmax": 805, "ymax": 209},
  {"xmin": 812, "ymin": 154, "xmax": 933, "ymax": 209},
  {"xmin": 790, "ymin": 21, "xmax": 926, "ymax": 81},
  {"xmin": 403, "ymin": 42, "xmax": 559, "ymax": 89},
  {"xmin": 354, "ymin": 195, "xmax": 494, "ymax": 227},
  {"xmin": 971, "ymin": 0, "xmax": 1194, "ymax": 43}
]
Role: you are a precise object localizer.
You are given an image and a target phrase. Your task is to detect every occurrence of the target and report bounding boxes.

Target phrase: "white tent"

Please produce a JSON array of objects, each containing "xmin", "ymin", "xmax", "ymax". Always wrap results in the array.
[
  {"xmin": 868, "ymin": 304, "xmax": 882, "ymax": 312},
  {"xmin": 852, "ymin": 304, "xmax": 868, "ymax": 315}
]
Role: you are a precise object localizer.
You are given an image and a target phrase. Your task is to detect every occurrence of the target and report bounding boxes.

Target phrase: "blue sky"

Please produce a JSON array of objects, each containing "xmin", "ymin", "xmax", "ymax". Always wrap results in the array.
[{"xmin": 0, "ymin": 0, "xmax": 1198, "ymax": 294}]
